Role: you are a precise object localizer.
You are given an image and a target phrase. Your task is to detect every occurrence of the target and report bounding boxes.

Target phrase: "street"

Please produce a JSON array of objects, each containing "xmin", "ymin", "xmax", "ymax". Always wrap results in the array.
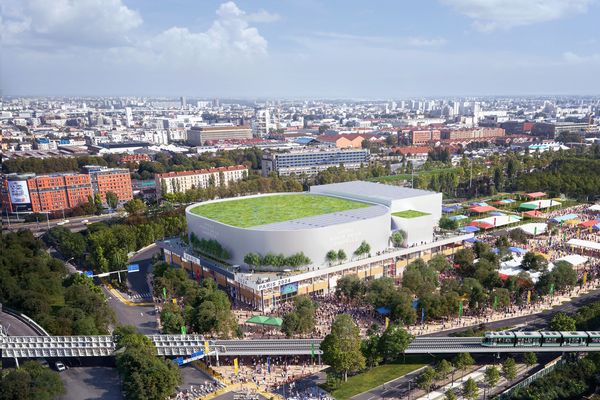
[{"xmin": 58, "ymin": 367, "xmax": 122, "ymax": 400}]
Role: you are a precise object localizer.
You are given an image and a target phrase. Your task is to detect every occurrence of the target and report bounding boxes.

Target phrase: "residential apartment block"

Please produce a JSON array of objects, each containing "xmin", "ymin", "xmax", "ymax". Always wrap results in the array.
[
  {"xmin": 1, "ymin": 166, "xmax": 134, "ymax": 214},
  {"xmin": 261, "ymin": 149, "xmax": 369, "ymax": 176},
  {"xmin": 155, "ymin": 165, "xmax": 248, "ymax": 198},
  {"xmin": 186, "ymin": 126, "xmax": 253, "ymax": 146},
  {"xmin": 83, "ymin": 165, "xmax": 133, "ymax": 205}
]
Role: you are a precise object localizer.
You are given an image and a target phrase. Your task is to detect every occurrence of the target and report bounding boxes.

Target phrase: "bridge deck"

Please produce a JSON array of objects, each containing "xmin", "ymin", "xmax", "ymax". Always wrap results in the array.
[{"xmin": 2, "ymin": 335, "xmax": 599, "ymax": 358}]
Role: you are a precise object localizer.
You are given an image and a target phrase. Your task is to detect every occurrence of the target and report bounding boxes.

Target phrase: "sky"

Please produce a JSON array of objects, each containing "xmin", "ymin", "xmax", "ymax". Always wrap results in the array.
[{"xmin": 1, "ymin": 0, "xmax": 599, "ymax": 98}]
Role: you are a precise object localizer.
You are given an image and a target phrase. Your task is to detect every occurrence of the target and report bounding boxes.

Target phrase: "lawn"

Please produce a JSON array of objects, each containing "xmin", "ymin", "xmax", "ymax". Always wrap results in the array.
[
  {"xmin": 393, "ymin": 210, "xmax": 430, "ymax": 218},
  {"xmin": 329, "ymin": 356, "xmax": 431, "ymax": 400},
  {"xmin": 190, "ymin": 194, "xmax": 370, "ymax": 228}
]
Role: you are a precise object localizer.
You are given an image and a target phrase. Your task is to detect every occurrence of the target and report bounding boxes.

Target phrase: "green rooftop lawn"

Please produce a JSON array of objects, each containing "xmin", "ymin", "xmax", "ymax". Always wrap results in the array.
[
  {"xmin": 190, "ymin": 194, "xmax": 370, "ymax": 228},
  {"xmin": 393, "ymin": 210, "xmax": 430, "ymax": 218}
]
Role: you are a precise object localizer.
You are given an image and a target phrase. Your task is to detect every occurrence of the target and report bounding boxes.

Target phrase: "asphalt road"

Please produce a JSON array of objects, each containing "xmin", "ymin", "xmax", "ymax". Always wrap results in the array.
[
  {"xmin": 2, "ymin": 213, "xmax": 120, "ymax": 235},
  {"xmin": 58, "ymin": 367, "xmax": 122, "ymax": 400},
  {"xmin": 0, "ymin": 310, "xmax": 39, "ymax": 336},
  {"xmin": 425, "ymin": 286, "xmax": 600, "ymax": 337}
]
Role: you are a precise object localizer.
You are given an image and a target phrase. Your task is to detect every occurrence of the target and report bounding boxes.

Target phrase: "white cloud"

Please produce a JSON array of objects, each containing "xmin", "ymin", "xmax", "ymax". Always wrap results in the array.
[
  {"xmin": 312, "ymin": 32, "xmax": 447, "ymax": 48},
  {"xmin": 0, "ymin": 0, "xmax": 142, "ymax": 47},
  {"xmin": 563, "ymin": 51, "xmax": 600, "ymax": 64},
  {"xmin": 441, "ymin": 0, "xmax": 592, "ymax": 32},
  {"xmin": 246, "ymin": 10, "xmax": 281, "ymax": 23}
]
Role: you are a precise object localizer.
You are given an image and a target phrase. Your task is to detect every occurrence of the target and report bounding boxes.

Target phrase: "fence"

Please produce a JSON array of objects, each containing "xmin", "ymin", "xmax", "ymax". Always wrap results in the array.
[{"xmin": 495, "ymin": 356, "xmax": 565, "ymax": 399}]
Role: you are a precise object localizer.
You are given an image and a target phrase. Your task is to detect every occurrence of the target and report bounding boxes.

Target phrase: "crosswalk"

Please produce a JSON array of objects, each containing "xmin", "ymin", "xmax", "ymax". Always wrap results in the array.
[{"xmin": 128, "ymin": 291, "xmax": 153, "ymax": 300}]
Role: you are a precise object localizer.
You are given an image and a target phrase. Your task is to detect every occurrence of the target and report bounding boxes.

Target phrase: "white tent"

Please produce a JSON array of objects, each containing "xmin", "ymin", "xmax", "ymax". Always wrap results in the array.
[
  {"xmin": 567, "ymin": 238, "xmax": 600, "ymax": 252},
  {"xmin": 518, "ymin": 223, "xmax": 548, "ymax": 236},
  {"xmin": 556, "ymin": 254, "xmax": 589, "ymax": 267},
  {"xmin": 588, "ymin": 204, "xmax": 600, "ymax": 212}
]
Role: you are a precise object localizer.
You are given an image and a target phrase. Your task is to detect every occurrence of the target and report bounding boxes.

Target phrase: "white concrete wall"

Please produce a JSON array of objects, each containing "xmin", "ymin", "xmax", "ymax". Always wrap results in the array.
[{"xmin": 185, "ymin": 195, "xmax": 391, "ymax": 267}]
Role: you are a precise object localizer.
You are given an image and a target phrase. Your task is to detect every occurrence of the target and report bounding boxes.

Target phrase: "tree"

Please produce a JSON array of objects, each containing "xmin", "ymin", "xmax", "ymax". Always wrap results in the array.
[
  {"xmin": 550, "ymin": 312, "xmax": 577, "ymax": 331},
  {"xmin": 354, "ymin": 241, "xmax": 371, "ymax": 257},
  {"xmin": 435, "ymin": 359, "xmax": 453, "ymax": 381},
  {"xmin": 376, "ymin": 324, "xmax": 413, "ymax": 363},
  {"xmin": 281, "ymin": 296, "xmax": 316, "ymax": 337},
  {"xmin": 124, "ymin": 198, "xmax": 148, "ymax": 215},
  {"xmin": 337, "ymin": 249, "xmax": 347, "ymax": 262},
  {"xmin": 439, "ymin": 216, "xmax": 458, "ymax": 230},
  {"xmin": 484, "ymin": 365, "xmax": 500, "ymax": 390},
  {"xmin": 523, "ymin": 352, "xmax": 537, "ymax": 367},
  {"xmin": 0, "ymin": 361, "xmax": 65, "ymax": 400},
  {"xmin": 521, "ymin": 252, "xmax": 548, "ymax": 272},
  {"xmin": 391, "ymin": 230, "xmax": 406, "ymax": 247},
  {"xmin": 463, "ymin": 377, "xmax": 479, "ymax": 400},
  {"xmin": 160, "ymin": 303, "xmax": 186, "ymax": 334},
  {"xmin": 321, "ymin": 314, "xmax": 366, "ymax": 381},
  {"xmin": 360, "ymin": 334, "xmax": 382, "ymax": 368},
  {"xmin": 416, "ymin": 367, "xmax": 436, "ymax": 394},
  {"xmin": 444, "ymin": 388, "xmax": 457, "ymax": 400},
  {"xmin": 453, "ymin": 353, "xmax": 474, "ymax": 380},
  {"xmin": 335, "ymin": 274, "xmax": 366, "ymax": 302},
  {"xmin": 116, "ymin": 327, "xmax": 182, "ymax": 400},
  {"xmin": 106, "ymin": 191, "xmax": 119, "ymax": 209},
  {"xmin": 502, "ymin": 357, "xmax": 517, "ymax": 382},
  {"xmin": 326, "ymin": 250, "xmax": 338, "ymax": 264}
]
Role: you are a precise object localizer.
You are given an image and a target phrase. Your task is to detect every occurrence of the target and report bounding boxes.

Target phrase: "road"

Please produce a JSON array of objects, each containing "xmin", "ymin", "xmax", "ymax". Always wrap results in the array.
[
  {"xmin": 2, "ymin": 213, "xmax": 120, "ymax": 235},
  {"xmin": 58, "ymin": 367, "xmax": 122, "ymax": 400},
  {"xmin": 425, "ymin": 286, "xmax": 600, "ymax": 337},
  {"xmin": 0, "ymin": 310, "xmax": 39, "ymax": 336}
]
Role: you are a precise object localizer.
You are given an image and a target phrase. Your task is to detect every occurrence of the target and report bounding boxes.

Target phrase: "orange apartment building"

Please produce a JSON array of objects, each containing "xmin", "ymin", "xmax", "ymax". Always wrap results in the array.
[
  {"xmin": 409, "ymin": 129, "xmax": 441, "ymax": 145},
  {"xmin": 1, "ymin": 166, "xmax": 133, "ymax": 214}
]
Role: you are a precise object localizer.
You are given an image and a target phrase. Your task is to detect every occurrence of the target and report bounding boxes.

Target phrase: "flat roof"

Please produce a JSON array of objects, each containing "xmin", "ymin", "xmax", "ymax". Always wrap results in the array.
[
  {"xmin": 189, "ymin": 193, "xmax": 372, "ymax": 228},
  {"xmin": 310, "ymin": 180, "xmax": 435, "ymax": 202}
]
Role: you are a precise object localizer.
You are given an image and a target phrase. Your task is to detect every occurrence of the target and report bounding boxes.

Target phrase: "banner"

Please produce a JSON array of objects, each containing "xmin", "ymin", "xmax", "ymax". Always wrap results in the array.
[
  {"xmin": 234, "ymin": 358, "xmax": 239, "ymax": 375},
  {"xmin": 458, "ymin": 301, "xmax": 463, "ymax": 318},
  {"xmin": 181, "ymin": 326, "xmax": 186, "ymax": 335},
  {"xmin": 549, "ymin": 283, "xmax": 555, "ymax": 296},
  {"xmin": 204, "ymin": 340, "xmax": 210, "ymax": 354},
  {"xmin": 385, "ymin": 317, "xmax": 389, "ymax": 329},
  {"xmin": 267, "ymin": 356, "xmax": 271, "ymax": 373},
  {"xmin": 493, "ymin": 295, "xmax": 498, "ymax": 310},
  {"xmin": 163, "ymin": 287, "xmax": 167, "ymax": 299},
  {"xmin": 311, "ymin": 343, "xmax": 315, "ymax": 360},
  {"xmin": 583, "ymin": 271, "xmax": 588, "ymax": 286},
  {"xmin": 421, "ymin": 307, "xmax": 425, "ymax": 324},
  {"xmin": 7, "ymin": 180, "xmax": 31, "ymax": 204},
  {"xmin": 172, "ymin": 298, "xmax": 177, "ymax": 305},
  {"xmin": 527, "ymin": 290, "xmax": 531, "ymax": 304}
]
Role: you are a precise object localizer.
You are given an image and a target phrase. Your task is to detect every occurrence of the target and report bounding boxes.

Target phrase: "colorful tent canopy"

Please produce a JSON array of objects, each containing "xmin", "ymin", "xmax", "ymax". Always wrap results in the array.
[
  {"xmin": 449, "ymin": 215, "xmax": 468, "ymax": 221},
  {"xmin": 376, "ymin": 306, "xmax": 391, "ymax": 315},
  {"xmin": 489, "ymin": 211, "xmax": 506, "ymax": 216},
  {"xmin": 565, "ymin": 219, "xmax": 581, "ymax": 225},
  {"xmin": 246, "ymin": 315, "xmax": 283, "ymax": 327},
  {"xmin": 471, "ymin": 202, "xmax": 489, "ymax": 207},
  {"xmin": 469, "ymin": 205, "xmax": 497, "ymax": 213},
  {"xmin": 470, "ymin": 221, "xmax": 494, "ymax": 229},
  {"xmin": 524, "ymin": 210, "xmax": 543, "ymax": 217},
  {"xmin": 519, "ymin": 223, "xmax": 547, "ymax": 236},
  {"xmin": 442, "ymin": 205, "xmax": 463, "ymax": 213},
  {"xmin": 588, "ymin": 204, "xmax": 600, "ymax": 212},
  {"xmin": 549, "ymin": 213, "xmax": 579, "ymax": 223},
  {"xmin": 526, "ymin": 192, "xmax": 547, "ymax": 199},
  {"xmin": 463, "ymin": 237, "xmax": 481, "ymax": 243},
  {"xmin": 520, "ymin": 199, "xmax": 560, "ymax": 210},
  {"xmin": 509, "ymin": 246, "xmax": 527, "ymax": 255},
  {"xmin": 579, "ymin": 220, "xmax": 598, "ymax": 228},
  {"xmin": 494, "ymin": 199, "xmax": 516, "ymax": 205},
  {"xmin": 460, "ymin": 226, "xmax": 480, "ymax": 233}
]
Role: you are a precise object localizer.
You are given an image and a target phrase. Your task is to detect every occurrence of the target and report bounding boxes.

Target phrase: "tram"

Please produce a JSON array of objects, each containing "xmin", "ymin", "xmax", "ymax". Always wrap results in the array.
[{"xmin": 482, "ymin": 331, "xmax": 600, "ymax": 347}]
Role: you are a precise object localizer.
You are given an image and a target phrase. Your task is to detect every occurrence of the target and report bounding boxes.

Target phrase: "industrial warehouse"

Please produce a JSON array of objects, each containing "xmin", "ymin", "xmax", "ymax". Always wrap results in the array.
[{"xmin": 158, "ymin": 181, "xmax": 472, "ymax": 311}]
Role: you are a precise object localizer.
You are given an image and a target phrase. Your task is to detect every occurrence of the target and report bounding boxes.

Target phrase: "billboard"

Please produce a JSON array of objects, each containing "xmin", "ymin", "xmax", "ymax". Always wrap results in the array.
[
  {"xmin": 280, "ymin": 282, "xmax": 298, "ymax": 296},
  {"xmin": 8, "ymin": 180, "xmax": 31, "ymax": 204}
]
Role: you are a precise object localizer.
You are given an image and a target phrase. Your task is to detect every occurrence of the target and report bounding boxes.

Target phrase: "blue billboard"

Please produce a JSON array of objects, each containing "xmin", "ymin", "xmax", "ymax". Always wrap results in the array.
[{"xmin": 280, "ymin": 282, "xmax": 298, "ymax": 295}]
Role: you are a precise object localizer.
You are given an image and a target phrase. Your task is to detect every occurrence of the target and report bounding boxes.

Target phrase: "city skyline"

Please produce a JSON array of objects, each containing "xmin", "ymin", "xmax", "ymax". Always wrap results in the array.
[{"xmin": 2, "ymin": 0, "xmax": 600, "ymax": 98}]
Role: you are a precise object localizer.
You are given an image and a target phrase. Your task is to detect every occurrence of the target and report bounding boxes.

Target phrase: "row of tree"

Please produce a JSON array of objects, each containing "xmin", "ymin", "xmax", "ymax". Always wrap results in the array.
[
  {"xmin": 190, "ymin": 234, "xmax": 231, "ymax": 260},
  {"xmin": 244, "ymin": 251, "xmax": 312, "ymax": 268},
  {"xmin": 152, "ymin": 263, "xmax": 240, "ymax": 338},
  {"xmin": 0, "ymin": 231, "xmax": 114, "ymax": 335}
]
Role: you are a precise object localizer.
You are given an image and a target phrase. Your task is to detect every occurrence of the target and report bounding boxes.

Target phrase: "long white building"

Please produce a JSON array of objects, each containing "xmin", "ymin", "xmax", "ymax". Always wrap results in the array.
[{"xmin": 155, "ymin": 165, "xmax": 248, "ymax": 198}]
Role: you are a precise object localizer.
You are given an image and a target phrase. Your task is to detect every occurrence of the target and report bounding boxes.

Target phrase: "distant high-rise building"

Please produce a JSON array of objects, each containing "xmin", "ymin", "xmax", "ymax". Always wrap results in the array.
[
  {"xmin": 254, "ymin": 109, "xmax": 271, "ymax": 136},
  {"xmin": 180, "ymin": 96, "xmax": 187, "ymax": 109},
  {"xmin": 125, "ymin": 107, "xmax": 133, "ymax": 127}
]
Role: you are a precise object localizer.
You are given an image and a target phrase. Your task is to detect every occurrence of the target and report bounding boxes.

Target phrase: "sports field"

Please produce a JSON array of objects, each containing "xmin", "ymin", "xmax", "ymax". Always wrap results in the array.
[{"xmin": 189, "ymin": 194, "xmax": 370, "ymax": 228}]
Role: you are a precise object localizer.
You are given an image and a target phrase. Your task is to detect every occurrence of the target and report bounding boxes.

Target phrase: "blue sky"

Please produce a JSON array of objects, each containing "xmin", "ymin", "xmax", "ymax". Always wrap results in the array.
[{"xmin": 1, "ymin": 0, "xmax": 599, "ymax": 98}]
